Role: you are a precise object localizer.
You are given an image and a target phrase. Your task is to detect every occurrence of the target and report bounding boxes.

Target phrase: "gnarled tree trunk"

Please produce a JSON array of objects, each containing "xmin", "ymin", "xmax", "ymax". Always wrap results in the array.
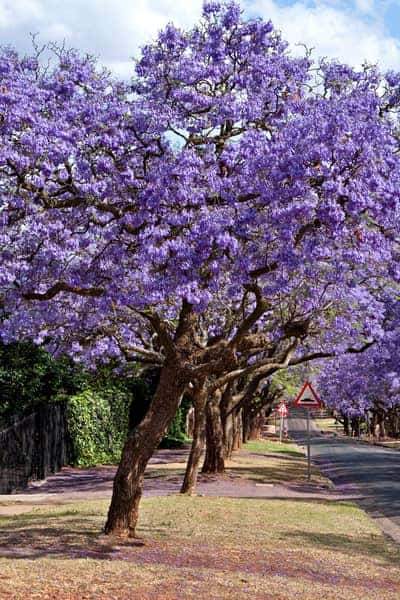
[
  {"xmin": 202, "ymin": 395, "xmax": 225, "ymax": 474},
  {"xmin": 232, "ymin": 409, "xmax": 242, "ymax": 451},
  {"xmin": 343, "ymin": 414, "xmax": 350, "ymax": 436},
  {"xmin": 221, "ymin": 384, "xmax": 235, "ymax": 460},
  {"xmin": 242, "ymin": 406, "xmax": 263, "ymax": 442},
  {"xmin": 181, "ymin": 381, "xmax": 207, "ymax": 495},
  {"xmin": 104, "ymin": 362, "xmax": 186, "ymax": 537}
]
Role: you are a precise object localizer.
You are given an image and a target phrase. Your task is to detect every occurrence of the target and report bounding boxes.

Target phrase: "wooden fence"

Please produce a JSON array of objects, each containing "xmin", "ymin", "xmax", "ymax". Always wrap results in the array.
[{"xmin": 0, "ymin": 403, "xmax": 68, "ymax": 494}]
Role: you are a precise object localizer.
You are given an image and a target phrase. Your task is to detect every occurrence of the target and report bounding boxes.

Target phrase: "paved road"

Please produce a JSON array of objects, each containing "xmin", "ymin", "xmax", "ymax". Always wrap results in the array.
[{"xmin": 289, "ymin": 408, "xmax": 400, "ymax": 543}]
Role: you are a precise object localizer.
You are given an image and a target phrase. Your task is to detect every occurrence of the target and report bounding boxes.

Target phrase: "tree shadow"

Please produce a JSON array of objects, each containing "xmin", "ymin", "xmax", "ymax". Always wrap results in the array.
[
  {"xmin": 226, "ymin": 464, "xmax": 319, "ymax": 485},
  {"xmin": 0, "ymin": 510, "xmax": 148, "ymax": 560},
  {"xmin": 283, "ymin": 530, "xmax": 400, "ymax": 566}
]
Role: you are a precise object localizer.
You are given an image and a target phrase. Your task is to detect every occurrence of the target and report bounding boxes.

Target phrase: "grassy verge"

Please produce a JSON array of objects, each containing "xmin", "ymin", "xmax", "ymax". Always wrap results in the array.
[
  {"xmin": 0, "ymin": 496, "xmax": 399, "ymax": 599},
  {"xmin": 225, "ymin": 438, "xmax": 329, "ymax": 487},
  {"xmin": 145, "ymin": 437, "xmax": 329, "ymax": 488},
  {"xmin": 377, "ymin": 441, "xmax": 400, "ymax": 449},
  {"xmin": 313, "ymin": 417, "xmax": 340, "ymax": 432},
  {"xmin": 244, "ymin": 438, "xmax": 304, "ymax": 457}
]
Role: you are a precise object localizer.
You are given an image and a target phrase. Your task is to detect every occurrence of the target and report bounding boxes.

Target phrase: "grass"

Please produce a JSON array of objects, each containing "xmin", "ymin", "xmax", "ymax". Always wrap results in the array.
[
  {"xmin": 377, "ymin": 441, "xmax": 400, "ymax": 449},
  {"xmin": 313, "ymin": 417, "xmax": 340, "ymax": 432},
  {"xmin": 0, "ymin": 496, "xmax": 399, "ymax": 599},
  {"xmin": 0, "ymin": 438, "xmax": 398, "ymax": 598},
  {"xmin": 145, "ymin": 437, "xmax": 328, "ymax": 487},
  {"xmin": 243, "ymin": 438, "xmax": 304, "ymax": 457},
  {"xmin": 226, "ymin": 437, "xmax": 330, "ymax": 487}
]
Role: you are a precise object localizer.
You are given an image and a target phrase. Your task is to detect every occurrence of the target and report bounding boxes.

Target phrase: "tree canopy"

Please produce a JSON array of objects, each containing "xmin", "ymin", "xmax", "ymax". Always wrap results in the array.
[{"xmin": 1, "ymin": 0, "xmax": 400, "ymax": 535}]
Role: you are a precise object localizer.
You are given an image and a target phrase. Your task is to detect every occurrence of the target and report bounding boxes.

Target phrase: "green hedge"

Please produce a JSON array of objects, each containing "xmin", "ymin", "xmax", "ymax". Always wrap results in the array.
[
  {"xmin": 160, "ymin": 395, "xmax": 191, "ymax": 448},
  {"xmin": 67, "ymin": 385, "xmax": 191, "ymax": 464},
  {"xmin": 0, "ymin": 341, "xmax": 84, "ymax": 428},
  {"xmin": 0, "ymin": 340, "xmax": 191, "ymax": 466},
  {"xmin": 67, "ymin": 387, "xmax": 130, "ymax": 466}
]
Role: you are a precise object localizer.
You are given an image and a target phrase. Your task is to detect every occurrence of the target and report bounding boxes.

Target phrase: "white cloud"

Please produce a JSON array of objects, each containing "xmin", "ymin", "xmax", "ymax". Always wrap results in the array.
[
  {"xmin": 0, "ymin": 0, "xmax": 203, "ymax": 78},
  {"xmin": 0, "ymin": 0, "xmax": 398, "ymax": 76},
  {"xmin": 245, "ymin": 1, "xmax": 400, "ymax": 69},
  {"xmin": 0, "ymin": 0, "xmax": 44, "ymax": 27},
  {"xmin": 354, "ymin": 0, "xmax": 375, "ymax": 13}
]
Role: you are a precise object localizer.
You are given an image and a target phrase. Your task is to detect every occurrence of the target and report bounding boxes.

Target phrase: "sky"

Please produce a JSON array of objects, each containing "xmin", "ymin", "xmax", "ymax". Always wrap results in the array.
[{"xmin": 0, "ymin": 0, "xmax": 400, "ymax": 77}]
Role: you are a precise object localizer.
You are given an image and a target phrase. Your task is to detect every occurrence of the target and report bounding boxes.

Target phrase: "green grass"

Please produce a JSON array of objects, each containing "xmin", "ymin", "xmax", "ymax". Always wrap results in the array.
[
  {"xmin": 244, "ymin": 438, "xmax": 304, "ymax": 457},
  {"xmin": 313, "ymin": 417, "xmax": 341, "ymax": 431},
  {"xmin": 378, "ymin": 441, "xmax": 400, "ymax": 449},
  {"xmin": 0, "ymin": 438, "xmax": 398, "ymax": 598},
  {"xmin": 0, "ymin": 496, "xmax": 399, "ymax": 599}
]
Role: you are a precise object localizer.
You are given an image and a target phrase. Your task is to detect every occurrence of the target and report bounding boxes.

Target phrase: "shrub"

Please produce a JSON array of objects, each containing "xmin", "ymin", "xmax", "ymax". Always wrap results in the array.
[{"xmin": 67, "ymin": 387, "xmax": 130, "ymax": 466}]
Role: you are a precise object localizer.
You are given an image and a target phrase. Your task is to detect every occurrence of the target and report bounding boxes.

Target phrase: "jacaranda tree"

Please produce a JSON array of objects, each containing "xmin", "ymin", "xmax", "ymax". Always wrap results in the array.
[
  {"xmin": 1, "ymin": 2, "xmax": 400, "ymax": 536},
  {"xmin": 317, "ymin": 300, "xmax": 400, "ymax": 437}
]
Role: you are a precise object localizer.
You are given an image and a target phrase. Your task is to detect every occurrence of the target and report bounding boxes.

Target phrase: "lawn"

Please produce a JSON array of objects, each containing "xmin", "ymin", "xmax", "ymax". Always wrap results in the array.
[
  {"xmin": 146, "ymin": 437, "xmax": 329, "ymax": 488},
  {"xmin": 0, "ymin": 438, "xmax": 398, "ymax": 599},
  {"xmin": 313, "ymin": 417, "xmax": 340, "ymax": 432},
  {"xmin": 0, "ymin": 496, "xmax": 399, "ymax": 599},
  {"xmin": 243, "ymin": 438, "xmax": 304, "ymax": 456}
]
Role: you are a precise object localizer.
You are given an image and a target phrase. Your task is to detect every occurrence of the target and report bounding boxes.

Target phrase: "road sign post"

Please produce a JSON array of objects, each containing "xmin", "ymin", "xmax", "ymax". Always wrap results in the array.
[
  {"xmin": 292, "ymin": 382, "xmax": 323, "ymax": 481},
  {"xmin": 306, "ymin": 408, "xmax": 311, "ymax": 480},
  {"xmin": 275, "ymin": 402, "xmax": 289, "ymax": 442}
]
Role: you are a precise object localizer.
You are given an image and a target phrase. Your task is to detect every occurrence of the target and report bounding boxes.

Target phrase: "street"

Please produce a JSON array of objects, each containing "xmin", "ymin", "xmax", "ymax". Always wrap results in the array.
[{"xmin": 289, "ymin": 408, "xmax": 400, "ymax": 544}]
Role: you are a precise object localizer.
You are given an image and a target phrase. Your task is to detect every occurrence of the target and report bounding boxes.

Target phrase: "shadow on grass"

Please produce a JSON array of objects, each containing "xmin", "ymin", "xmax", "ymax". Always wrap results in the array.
[
  {"xmin": 226, "ymin": 464, "xmax": 318, "ymax": 484},
  {"xmin": 283, "ymin": 530, "xmax": 400, "ymax": 566},
  {"xmin": 0, "ymin": 507, "xmax": 165, "ymax": 560},
  {"xmin": 1, "ymin": 500, "xmax": 398, "ymax": 573}
]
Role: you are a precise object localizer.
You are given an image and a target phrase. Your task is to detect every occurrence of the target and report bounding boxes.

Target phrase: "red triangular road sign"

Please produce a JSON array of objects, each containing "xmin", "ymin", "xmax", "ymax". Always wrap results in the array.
[
  {"xmin": 292, "ymin": 381, "xmax": 322, "ymax": 407},
  {"xmin": 276, "ymin": 402, "xmax": 289, "ymax": 416}
]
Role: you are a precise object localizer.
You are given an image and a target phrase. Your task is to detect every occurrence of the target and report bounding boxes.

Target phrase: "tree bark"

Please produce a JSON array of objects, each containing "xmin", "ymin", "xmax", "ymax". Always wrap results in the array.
[
  {"xmin": 223, "ymin": 407, "xmax": 242, "ymax": 457},
  {"xmin": 243, "ymin": 408, "xmax": 263, "ymax": 441},
  {"xmin": 351, "ymin": 416, "xmax": 360, "ymax": 438},
  {"xmin": 343, "ymin": 414, "xmax": 350, "ymax": 436},
  {"xmin": 232, "ymin": 409, "xmax": 242, "ymax": 451},
  {"xmin": 104, "ymin": 362, "xmax": 186, "ymax": 537},
  {"xmin": 220, "ymin": 385, "xmax": 235, "ymax": 460},
  {"xmin": 180, "ymin": 382, "xmax": 207, "ymax": 495},
  {"xmin": 202, "ymin": 396, "xmax": 225, "ymax": 474}
]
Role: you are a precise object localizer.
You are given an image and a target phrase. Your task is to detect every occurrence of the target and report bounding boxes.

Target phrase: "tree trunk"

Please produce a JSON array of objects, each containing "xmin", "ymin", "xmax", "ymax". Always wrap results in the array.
[
  {"xmin": 351, "ymin": 416, "xmax": 360, "ymax": 438},
  {"xmin": 379, "ymin": 417, "xmax": 386, "ymax": 439},
  {"xmin": 180, "ymin": 382, "xmax": 207, "ymax": 495},
  {"xmin": 242, "ymin": 404, "xmax": 263, "ymax": 442},
  {"xmin": 232, "ymin": 410, "xmax": 242, "ymax": 451},
  {"xmin": 221, "ymin": 385, "xmax": 235, "ymax": 460},
  {"xmin": 343, "ymin": 414, "xmax": 350, "ymax": 436},
  {"xmin": 202, "ymin": 397, "xmax": 225, "ymax": 474},
  {"xmin": 104, "ymin": 363, "xmax": 186, "ymax": 537},
  {"xmin": 223, "ymin": 407, "xmax": 242, "ymax": 454}
]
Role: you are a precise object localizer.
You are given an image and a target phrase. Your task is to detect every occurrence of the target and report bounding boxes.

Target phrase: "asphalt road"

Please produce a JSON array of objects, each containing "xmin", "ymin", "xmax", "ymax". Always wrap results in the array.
[{"xmin": 289, "ymin": 408, "xmax": 400, "ymax": 544}]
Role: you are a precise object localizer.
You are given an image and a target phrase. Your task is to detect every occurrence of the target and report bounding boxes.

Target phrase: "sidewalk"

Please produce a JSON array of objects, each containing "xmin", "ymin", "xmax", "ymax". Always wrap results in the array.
[{"xmin": 0, "ymin": 441, "xmax": 360, "ymax": 516}]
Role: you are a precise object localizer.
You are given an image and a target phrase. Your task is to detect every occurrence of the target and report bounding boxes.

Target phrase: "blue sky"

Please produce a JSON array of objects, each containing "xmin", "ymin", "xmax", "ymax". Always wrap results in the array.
[{"xmin": 0, "ymin": 1, "xmax": 400, "ymax": 76}]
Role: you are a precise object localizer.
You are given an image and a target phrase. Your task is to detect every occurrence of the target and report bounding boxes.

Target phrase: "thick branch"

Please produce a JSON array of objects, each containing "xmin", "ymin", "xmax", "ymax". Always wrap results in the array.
[
  {"xmin": 288, "ymin": 340, "xmax": 375, "ymax": 367},
  {"xmin": 23, "ymin": 281, "xmax": 105, "ymax": 300}
]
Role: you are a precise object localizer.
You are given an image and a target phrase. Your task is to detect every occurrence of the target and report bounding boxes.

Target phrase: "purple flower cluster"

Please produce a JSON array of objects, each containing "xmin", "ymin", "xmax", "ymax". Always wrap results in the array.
[{"xmin": 0, "ymin": 1, "xmax": 399, "ymax": 394}]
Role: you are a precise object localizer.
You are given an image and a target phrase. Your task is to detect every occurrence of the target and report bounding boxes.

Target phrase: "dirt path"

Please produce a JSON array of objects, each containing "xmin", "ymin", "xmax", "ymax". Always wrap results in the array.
[{"xmin": 0, "ymin": 444, "xmax": 360, "ymax": 516}]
